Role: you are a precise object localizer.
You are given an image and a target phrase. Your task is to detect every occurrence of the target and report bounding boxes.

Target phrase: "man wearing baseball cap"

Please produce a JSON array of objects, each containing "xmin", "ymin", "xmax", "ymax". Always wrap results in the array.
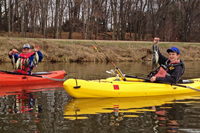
[
  {"xmin": 8, "ymin": 44, "xmax": 43, "ymax": 74},
  {"xmin": 149, "ymin": 38, "xmax": 185, "ymax": 83}
]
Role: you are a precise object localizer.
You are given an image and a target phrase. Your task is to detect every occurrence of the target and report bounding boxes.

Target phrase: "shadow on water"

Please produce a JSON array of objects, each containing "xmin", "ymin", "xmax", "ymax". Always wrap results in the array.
[{"xmin": 1, "ymin": 61, "xmax": 200, "ymax": 132}]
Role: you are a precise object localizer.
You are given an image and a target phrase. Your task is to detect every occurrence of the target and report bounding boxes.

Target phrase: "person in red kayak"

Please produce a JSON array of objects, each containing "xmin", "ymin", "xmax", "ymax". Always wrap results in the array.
[
  {"xmin": 149, "ymin": 37, "xmax": 185, "ymax": 83},
  {"xmin": 8, "ymin": 44, "xmax": 43, "ymax": 74}
]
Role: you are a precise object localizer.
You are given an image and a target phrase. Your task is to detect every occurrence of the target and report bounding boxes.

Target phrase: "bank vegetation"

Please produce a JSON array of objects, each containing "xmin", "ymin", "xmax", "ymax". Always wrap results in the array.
[{"xmin": 1, "ymin": 37, "xmax": 200, "ymax": 63}]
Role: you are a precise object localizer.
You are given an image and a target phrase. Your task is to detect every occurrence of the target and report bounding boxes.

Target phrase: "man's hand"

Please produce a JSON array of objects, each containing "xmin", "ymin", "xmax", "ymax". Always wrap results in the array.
[
  {"xmin": 154, "ymin": 37, "xmax": 160, "ymax": 46},
  {"xmin": 34, "ymin": 44, "xmax": 40, "ymax": 52},
  {"xmin": 150, "ymin": 76, "xmax": 156, "ymax": 82},
  {"xmin": 9, "ymin": 49, "xmax": 18, "ymax": 55}
]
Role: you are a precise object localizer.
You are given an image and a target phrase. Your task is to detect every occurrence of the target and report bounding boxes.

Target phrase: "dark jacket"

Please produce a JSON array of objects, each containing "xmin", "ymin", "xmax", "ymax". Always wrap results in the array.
[{"xmin": 153, "ymin": 49, "xmax": 184, "ymax": 83}]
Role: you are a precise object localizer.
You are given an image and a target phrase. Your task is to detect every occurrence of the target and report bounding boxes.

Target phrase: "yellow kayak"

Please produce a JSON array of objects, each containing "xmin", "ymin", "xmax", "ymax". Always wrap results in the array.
[
  {"xmin": 63, "ymin": 92, "xmax": 200, "ymax": 120},
  {"xmin": 63, "ymin": 77, "xmax": 200, "ymax": 98}
]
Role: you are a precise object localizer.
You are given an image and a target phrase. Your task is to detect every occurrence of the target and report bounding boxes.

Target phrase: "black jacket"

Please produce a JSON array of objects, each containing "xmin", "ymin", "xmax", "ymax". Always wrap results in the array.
[{"xmin": 154, "ymin": 49, "xmax": 185, "ymax": 83}]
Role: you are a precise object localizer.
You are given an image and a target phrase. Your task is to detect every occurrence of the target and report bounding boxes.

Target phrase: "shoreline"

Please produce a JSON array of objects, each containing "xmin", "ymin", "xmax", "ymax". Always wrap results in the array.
[{"xmin": 1, "ymin": 37, "xmax": 200, "ymax": 63}]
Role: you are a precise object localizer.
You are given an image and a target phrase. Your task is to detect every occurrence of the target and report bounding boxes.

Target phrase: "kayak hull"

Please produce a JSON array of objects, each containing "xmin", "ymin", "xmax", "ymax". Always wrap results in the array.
[
  {"xmin": 63, "ymin": 77, "xmax": 200, "ymax": 98},
  {"xmin": 0, "ymin": 70, "xmax": 66, "ymax": 86}
]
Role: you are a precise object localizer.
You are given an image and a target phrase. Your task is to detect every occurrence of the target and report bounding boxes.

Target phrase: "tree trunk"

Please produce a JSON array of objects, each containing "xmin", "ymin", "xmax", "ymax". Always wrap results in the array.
[
  {"xmin": 54, "ymin": 0, "xmax": 59, "ymax": 38},
  {"xmin": 82, "ymin": 0, "xmax": 85, "ymax": 39},
  {"xmin": 8, "ymin": 0, "xmax": 11, "ymax": 37},
  {"xmin": 21, "ymin": 1, "xmax": 25, "ymax": 37},
  {"xmin": 12, "ymin": 0, "xmax": 14, "ymax": 35}
]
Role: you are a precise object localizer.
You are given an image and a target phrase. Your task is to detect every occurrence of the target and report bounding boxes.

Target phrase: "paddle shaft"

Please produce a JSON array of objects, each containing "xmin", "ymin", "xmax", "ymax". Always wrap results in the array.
[
  {"xmin": 125, "ymin": 74, "xmax": 149, "ymax": 81},
  {"xmin": 0, "ymin": 70, "xmax": 66, "ymax": 81},
  {"xmin": 125, "ymin": 74, "xmax": 200, "ymax": 92}
]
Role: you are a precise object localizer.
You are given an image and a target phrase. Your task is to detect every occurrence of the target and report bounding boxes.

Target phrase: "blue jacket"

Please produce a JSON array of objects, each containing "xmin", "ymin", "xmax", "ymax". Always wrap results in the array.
[{"xmin": 9, "ymin": 51, "xmax": 43, "ymax": 74}]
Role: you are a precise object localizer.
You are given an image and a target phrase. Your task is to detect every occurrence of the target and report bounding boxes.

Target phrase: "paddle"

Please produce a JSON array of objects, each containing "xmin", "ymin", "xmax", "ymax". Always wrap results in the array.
[
  {"xmin": 124, "ymin": 74, "xmax": 200, "ymax": 92},
  {"xmin": 124, "ymin": 74, "xmax": 149, "ymax": 81},
  {"xmin": 0, "ymin": 70, "xmax": 66, "ymax": 82}
]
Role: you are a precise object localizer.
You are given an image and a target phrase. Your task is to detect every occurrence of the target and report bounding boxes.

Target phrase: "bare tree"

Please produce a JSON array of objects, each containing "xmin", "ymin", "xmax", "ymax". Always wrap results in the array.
[{"xmin": 8, "ymin": 0, "xmax": 11, "ymax": 36}]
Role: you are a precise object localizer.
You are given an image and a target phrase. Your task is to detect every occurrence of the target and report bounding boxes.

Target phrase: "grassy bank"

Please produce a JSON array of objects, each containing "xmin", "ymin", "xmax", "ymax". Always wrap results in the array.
[{"xmin": 0, "ymin": 37, "xmax": 200, "ymax": 63}]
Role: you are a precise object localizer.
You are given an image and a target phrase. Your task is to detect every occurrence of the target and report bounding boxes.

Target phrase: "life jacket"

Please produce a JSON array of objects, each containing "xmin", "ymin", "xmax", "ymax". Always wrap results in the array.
[
  {"xmin": 148, "ymin": 59, "xmax": 185, "ymax": 78},
  {"xmin": 15, "ymin": 52, "xmax": 35, "ymax": 74}
]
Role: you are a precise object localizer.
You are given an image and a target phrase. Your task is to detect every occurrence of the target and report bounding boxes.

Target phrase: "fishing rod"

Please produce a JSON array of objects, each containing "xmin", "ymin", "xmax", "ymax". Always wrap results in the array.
[
  {"xmin": 92, "ymin": 40, "xmax": 109, "ymax": 62},
  {"xmin": 92, "ymin": 40, "xmax": 126, "ymax": 81}
]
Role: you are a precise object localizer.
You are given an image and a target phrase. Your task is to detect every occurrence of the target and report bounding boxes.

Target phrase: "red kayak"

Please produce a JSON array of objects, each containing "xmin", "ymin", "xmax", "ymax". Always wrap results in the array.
[{"xmin": 0, "ymin": 70, "xmax": 66, "ymax": 86}]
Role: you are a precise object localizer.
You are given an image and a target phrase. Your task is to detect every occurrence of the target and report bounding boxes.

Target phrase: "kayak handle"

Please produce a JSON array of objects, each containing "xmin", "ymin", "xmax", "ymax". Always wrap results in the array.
[{"xmin": 74, "ymin": 78, "xmax": 81, "ymax": 89}]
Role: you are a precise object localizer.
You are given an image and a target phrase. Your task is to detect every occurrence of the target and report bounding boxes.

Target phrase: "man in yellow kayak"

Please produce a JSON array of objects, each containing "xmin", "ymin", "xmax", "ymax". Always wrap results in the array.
[
  {"xmin": 149, "ymin": 37, "xmax": 185, "ymax": 83},
  {"xmin": 8, "ymin": 44, "xmax": 43, "ymax": 74}
]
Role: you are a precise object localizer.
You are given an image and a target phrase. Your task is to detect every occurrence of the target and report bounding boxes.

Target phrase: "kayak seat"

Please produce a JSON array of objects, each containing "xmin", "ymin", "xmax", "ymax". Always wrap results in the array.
[
  {"xmin": 178, "ymin": 79, "xmax": 194, "ymax": 84},
  {"xmin": 32, "ymin": 72, "xmax": 52, "ymax": 75}
]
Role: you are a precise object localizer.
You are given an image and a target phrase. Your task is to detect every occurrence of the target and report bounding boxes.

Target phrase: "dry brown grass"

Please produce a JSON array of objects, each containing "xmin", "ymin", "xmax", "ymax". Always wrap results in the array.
[{"xmin": 1, "ymin": 35, "xmax": 200, "ymax": 63}]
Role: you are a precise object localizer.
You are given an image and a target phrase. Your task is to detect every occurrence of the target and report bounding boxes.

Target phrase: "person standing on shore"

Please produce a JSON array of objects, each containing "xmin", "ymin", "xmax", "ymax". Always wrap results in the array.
[
  {"xmin": 148, "ymin": 37, "xmax": 185, "ymax": 83},
  {"xmin": 8, "ymin": 44, "xmax": 43, "ymax": 74}
]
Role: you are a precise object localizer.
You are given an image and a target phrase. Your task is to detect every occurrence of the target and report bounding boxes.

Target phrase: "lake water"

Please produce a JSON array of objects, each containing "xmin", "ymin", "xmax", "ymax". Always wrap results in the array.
[{"xmin": 1, "ymin": 61, "xmax": 200, "ymax": 132}]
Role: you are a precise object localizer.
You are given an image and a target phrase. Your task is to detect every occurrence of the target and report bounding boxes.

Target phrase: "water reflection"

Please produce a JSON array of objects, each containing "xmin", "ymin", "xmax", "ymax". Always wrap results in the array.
[
  {"xmin": 0, "ymin": 82, "xmax": 67, "ymax": 133},
  {"xmin": 1, "ymin": 61, "xmax": 200, "ymax": 132},
  {"xmin": 9, "ymin": 90, "xmax": 42, "ymax": 123},
  {"xmin": 0, "ymin": 82, "xmax": 63, "ymax": 97},
  {"xmin": 63, "ymin": 93, "xmax": 200, "ymax": 132}
]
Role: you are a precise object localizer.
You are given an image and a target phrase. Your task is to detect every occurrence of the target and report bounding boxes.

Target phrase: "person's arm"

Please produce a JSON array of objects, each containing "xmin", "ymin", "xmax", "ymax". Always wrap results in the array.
[
  {"xmin": 37, "ymin": 51, "xmax": 43, "ymax": 62},
  {"xmin": 155, "ymin": 66, "xmax": 183, "ymax": 83},
  {"xmin": 34, "ymin": 44, "xmax": 43, "ymax": 62},
  {"xmin": 153, "ymin": 37, "xmax": 168, "ymax": 65},
  {"xmin": 157, "ymin": 49, "xmax": 168, "ymax": 65},
  {"xmin": 8, "ymin": 49, "xmax": 18, "ymax": 57},
  {"xmin": 8, "ymin": 49, "xmax": 19, "ymax": 61}
]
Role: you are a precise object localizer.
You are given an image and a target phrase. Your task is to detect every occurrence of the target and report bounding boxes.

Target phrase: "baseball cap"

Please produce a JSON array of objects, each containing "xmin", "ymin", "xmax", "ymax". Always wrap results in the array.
[
  {"xmin": 23, "ymin": 43, "xmax": 31, "ymax": 49},
  {"xmin": 166, "ymin": 47, "xmax": 180, "ymax": 54}
]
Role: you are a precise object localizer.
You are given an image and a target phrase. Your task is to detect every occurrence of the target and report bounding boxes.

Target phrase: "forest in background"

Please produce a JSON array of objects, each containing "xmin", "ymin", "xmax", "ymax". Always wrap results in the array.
[{"xmin": 0, "ymin": 0, "xmax": 200, "ymax": 42}]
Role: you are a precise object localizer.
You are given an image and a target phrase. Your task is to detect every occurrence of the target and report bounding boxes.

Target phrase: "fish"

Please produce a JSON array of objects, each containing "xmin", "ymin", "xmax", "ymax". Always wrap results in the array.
[
  {"xmin": 24, "ymin": 58, "xmax": 30, "ymax": 70},
  {"xmin": 33, "ymin": 52, "xmax": 39, "ymax": 67},
  {"xmin": 11, "ymin": 55, "xmax": 15, "ymax": 69},
  {"xmin": 16, "ymin": 58, "xmax": 20, "ymax": 69},
  {"xmin": 20, "ymin": 58, "xmax": 23, "ymax": 72},
  {"xmin": 35, "ymin": 52, "xmax": 39, "ymax": 63},
  {"xmin": 151, "ymin": 43, "xmax": 159, "ymax": 69},
  {"xmin": 33, "ymin": 57, "xmax": 37, "ymax": 66}
]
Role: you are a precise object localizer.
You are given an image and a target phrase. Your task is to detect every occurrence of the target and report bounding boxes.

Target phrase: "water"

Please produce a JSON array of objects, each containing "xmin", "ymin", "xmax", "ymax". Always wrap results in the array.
[{"xmin": 0, "ymin": 61, "xmax": 200, "ymax": 132}]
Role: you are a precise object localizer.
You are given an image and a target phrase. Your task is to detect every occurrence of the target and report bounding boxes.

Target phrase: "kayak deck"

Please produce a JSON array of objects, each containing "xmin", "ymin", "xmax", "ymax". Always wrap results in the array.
[
  {"xmin": 63, "ymin": 77, "xmax": 200, "ymax": 98},
  {"xmin": 0, "ymin": 70, "xmax": 66, "ymax": 86}
]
